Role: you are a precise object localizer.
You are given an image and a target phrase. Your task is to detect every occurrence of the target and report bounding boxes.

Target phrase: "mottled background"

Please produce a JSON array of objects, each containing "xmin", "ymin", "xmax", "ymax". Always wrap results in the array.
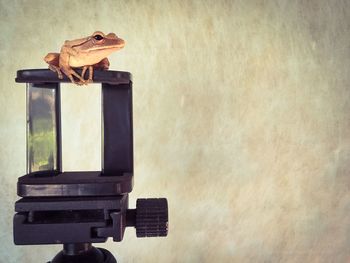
[{"xmin": 0, "ymin": 0, "xmax": 350, "ymax": 262}]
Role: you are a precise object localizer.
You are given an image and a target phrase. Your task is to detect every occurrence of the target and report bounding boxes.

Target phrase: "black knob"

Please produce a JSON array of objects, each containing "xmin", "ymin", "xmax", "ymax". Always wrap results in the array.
[{"xmin": 135, "ymin": 198, "xmax": 168, "ymax": 238}]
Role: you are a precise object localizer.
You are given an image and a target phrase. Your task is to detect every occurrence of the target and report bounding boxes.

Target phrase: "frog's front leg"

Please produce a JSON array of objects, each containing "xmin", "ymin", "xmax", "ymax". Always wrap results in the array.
[
  {"xmin": 86, "ymin": 66, "xmax": 94, "ymax": 84},
  {"xmin": 81, "ymin": 66, "xmax": 88, "ymax": 79},
  {"xmin": 83, "ymin": 58, "xmax": 109, "ymax": 84},
  {"xmin": 78, "ymin": 65, "xmax": 94, "ymax": 85},
  {"xmin": 59, "ymin": 46, "xmax": 86, "ymax": 85},
  {"xmin": 80, "ymin": 66, "xmax": 93, "ymax": 85},
  {"xmin": 61, "ymin": 67, "xmax": 86, "ymax": 85}
]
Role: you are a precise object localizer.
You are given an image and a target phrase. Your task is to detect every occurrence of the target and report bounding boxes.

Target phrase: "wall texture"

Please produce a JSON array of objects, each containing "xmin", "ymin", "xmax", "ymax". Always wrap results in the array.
[{"xmin": 1, "ymin": 0, "xmax": 350, "ymax": 262}]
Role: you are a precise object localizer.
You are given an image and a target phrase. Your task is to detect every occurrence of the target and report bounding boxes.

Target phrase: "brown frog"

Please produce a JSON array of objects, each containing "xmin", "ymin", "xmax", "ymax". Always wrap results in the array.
[{"xmin": 44, "ymin": 31, "xmax": 125, "ymax": 85}]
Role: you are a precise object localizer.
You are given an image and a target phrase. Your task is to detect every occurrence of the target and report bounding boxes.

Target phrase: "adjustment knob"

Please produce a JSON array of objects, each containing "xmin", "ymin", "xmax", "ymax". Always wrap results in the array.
[{"xmin": 135, "ymin": 198, "xmax": 168, "ymax": 238}]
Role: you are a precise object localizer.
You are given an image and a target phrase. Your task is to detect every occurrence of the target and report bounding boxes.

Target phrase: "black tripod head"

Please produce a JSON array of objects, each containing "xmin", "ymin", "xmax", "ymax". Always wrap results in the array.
[{"xmin": 14, "ymin": 69, "xmax": 168, "ymax": 262}]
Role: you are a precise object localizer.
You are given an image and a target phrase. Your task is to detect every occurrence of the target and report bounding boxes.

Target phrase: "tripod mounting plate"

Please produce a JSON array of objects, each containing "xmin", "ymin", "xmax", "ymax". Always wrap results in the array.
[{"xmin": 14, "ymin": 195, "xmax": 128, "ymax": 245}]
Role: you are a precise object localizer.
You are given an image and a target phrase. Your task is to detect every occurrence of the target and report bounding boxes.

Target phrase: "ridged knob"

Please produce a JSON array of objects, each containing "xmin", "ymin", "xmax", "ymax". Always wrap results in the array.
[{"xmin": 135, "ymin": 198, "xmax": 168, "ymax": 238}]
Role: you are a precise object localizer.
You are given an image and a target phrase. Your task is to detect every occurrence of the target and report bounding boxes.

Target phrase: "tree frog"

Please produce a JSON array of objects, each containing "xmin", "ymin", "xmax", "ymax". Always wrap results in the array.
[{"xmin": 44, "ymin": 31, "xmax": 125, "ymax": 85}]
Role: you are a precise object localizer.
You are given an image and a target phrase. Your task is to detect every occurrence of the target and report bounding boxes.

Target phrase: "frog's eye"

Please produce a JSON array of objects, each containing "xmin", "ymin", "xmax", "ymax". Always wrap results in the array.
[{"xmin": 93, "ymin": 35, "xmax": 104, "ymax": 41}]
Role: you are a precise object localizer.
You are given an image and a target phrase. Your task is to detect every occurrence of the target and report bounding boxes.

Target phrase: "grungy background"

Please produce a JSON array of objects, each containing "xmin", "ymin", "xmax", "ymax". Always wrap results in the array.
[{"xmin": 0, "ymin": 0, "xmax": 350, "ymax": 262}]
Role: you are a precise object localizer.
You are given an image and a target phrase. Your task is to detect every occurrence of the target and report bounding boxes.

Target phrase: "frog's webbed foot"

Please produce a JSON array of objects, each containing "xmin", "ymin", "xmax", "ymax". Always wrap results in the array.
[
  {"xmin": 63, "ymin": 68, "xmax": 87, "ymax": 86},
  {"xmin": 69, "ymin": 77, "xmax": 85, "ymax": 86},
  {"xmin": 48, "ymin": 64, "xmax": 63, "ymax": 79}
]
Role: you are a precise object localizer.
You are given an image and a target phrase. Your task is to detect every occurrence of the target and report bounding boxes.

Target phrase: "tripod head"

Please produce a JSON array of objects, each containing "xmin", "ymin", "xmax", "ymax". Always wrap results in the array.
[{"xmin": 14, "ymin": 69, "xmax": 168, "ymax": 262}]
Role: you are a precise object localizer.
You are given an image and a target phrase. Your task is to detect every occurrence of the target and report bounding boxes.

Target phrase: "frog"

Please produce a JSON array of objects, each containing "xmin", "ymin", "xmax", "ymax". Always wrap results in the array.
[{"xmin": 44, "ymin": 31, "xmax": 125, "ymax": 85}]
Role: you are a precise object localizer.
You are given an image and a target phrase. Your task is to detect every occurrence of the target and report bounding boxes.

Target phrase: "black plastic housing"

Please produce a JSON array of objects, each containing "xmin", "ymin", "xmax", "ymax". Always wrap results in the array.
[
  {"xmin": 14, "ymin": 69, "xmax": 134, "ymax": 245},
  {"xmin": 14, "ymin": 69, "xmax": 168, "ymax": 253}
]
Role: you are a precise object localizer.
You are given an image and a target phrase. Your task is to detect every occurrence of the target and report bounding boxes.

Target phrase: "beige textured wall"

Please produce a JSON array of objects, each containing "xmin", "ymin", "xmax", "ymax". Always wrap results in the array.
[{"xmin": 1, "ymin": 0, "xmax": 350, "ymax": 262}]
